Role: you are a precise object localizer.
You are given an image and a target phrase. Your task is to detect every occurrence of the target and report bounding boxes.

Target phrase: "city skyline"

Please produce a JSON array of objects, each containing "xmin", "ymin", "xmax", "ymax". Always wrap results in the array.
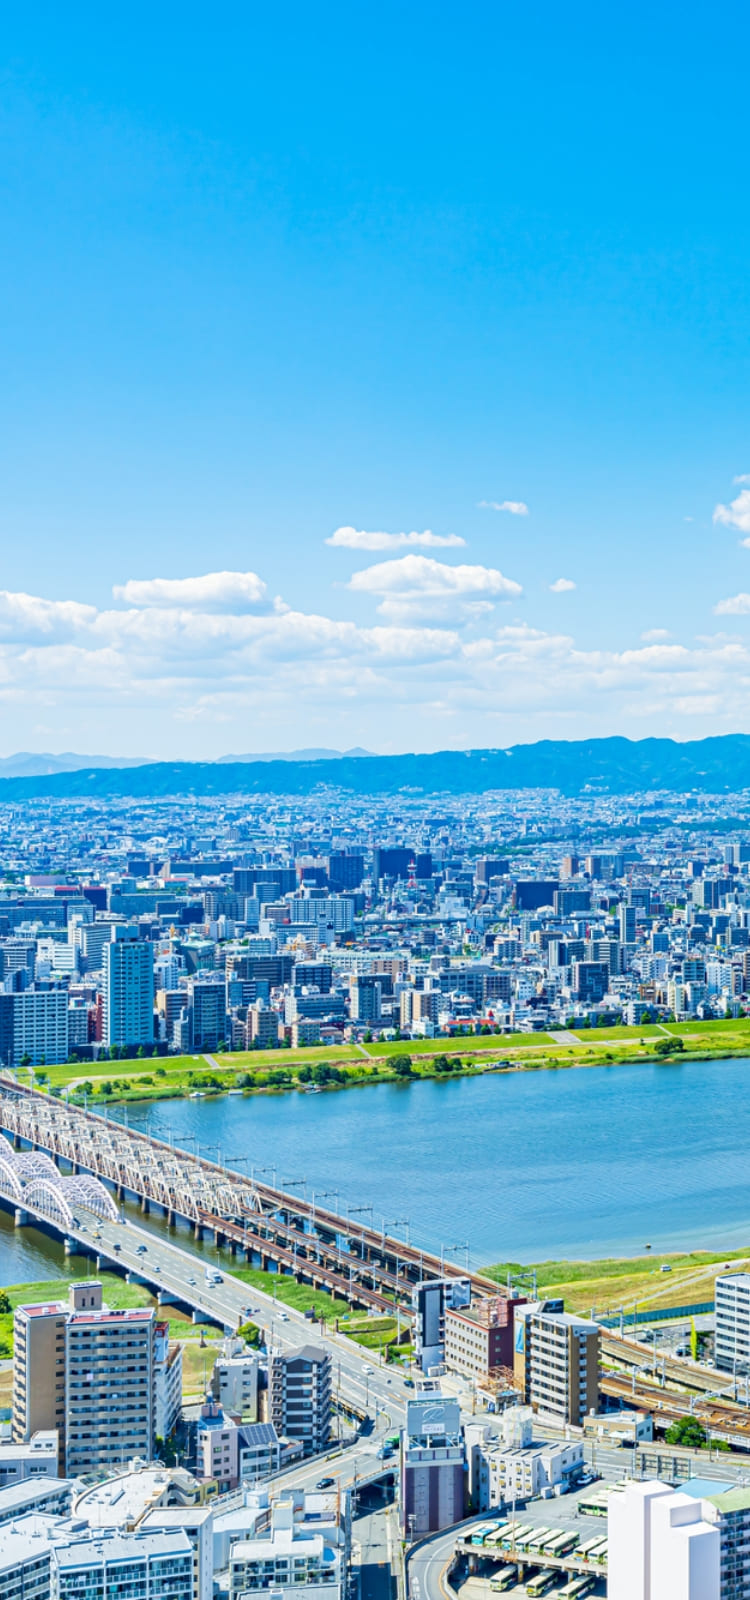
[{"xmin": 2, "ymin": 5, "xmax": 750, "ymax": 754}]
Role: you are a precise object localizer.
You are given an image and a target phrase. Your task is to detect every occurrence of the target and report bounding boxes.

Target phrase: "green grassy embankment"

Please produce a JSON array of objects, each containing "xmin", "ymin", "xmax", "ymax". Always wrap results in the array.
[
  {"xmin": 485, "ymin": 1246, "xmax": 750, "ymax": 1319},
  {"xmin": 28, "ymin": 1015, "xmax": 750, "ymax": 1108}
]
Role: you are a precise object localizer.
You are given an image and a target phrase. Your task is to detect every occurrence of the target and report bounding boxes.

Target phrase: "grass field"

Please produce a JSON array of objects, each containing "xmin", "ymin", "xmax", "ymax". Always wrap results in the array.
[
  {"xmin": 485, "ymin": 1246, "xmax": 750, "ymax": 1317},
  {"xmin": 22, "ymin": 1014, "xmax": 750, "ymax": 1110}
]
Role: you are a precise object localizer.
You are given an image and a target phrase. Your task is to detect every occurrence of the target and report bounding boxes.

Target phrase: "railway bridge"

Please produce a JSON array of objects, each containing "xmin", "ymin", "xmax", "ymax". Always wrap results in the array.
[{"xmin": 0, "ymin": 1079, "xmax": 496, "ymax": 1315}]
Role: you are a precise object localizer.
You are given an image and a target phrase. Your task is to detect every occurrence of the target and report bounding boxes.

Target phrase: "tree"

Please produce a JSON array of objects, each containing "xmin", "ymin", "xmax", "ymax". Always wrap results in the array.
[
  {"xmin": 20, "ymin": 1053, "xmax": 31, "ymax": 1068},
  {"xmin": 664, "ymin": 1416, "xmax": 706, "ymax": 1449},
  {"xmin": 690, "ymin": 1317, "xmax": 699, "ymax": 1362},
  {"xmin": 393, "ymin": 1054, "xmax": 413, "ymax": 1077},
  {"xmin": 654, "ymin": 1036, "xmax": 684, "ymax": 1057},
  {"xmin": 640, "ymin": 1010, "xmax": 651, "ymax": 1025},
  {"xmin": 236, "ymin": 1320, "xmax": 261, "ymax": 1346},
  {"xmin": 0, "ymin": 1291, "xmax": 11, "ymax": 1314}
]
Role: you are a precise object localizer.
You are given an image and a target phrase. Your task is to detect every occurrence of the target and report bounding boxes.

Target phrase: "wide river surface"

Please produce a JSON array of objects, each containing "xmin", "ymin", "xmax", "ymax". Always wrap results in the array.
[{"xmin": 3, "ymin": 1055, "xmax": 750, "ymax": 1285}]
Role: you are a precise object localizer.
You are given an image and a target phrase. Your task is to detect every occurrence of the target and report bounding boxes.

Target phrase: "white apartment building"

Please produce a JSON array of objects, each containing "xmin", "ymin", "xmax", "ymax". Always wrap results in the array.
[
  {"xmin": 10, "ymin": 987, "xmax": 69, "ymax": 1066},
  {"xmin": 229, "ymin": 1498, "xmax": 343, "ymax": 1600},
  {"xmin": 52, "ymin": 1527, "xmax": 194, "ymax": 1600},
  {"xmin": 0, "ymin": 1428, "xmax": 58, "ymax": 1487},
  {"xmin": 715, "ymin": 1273, "xmax": 750, "ymax": 1376},
  {"xmin": 0, "ymin": 1516, "xmax": 194, "ymax": 1600},
  {"xmin": 155, "ymin": 1320, "xmax": 183, "ymax": 1440},
  {"xmin": 608, "ymin": 1480, "xmax": 719, "ymax": 1600},
  {"xmin": 211, "ymin": 1342, "xmax": 259, "ymax": 1420}
]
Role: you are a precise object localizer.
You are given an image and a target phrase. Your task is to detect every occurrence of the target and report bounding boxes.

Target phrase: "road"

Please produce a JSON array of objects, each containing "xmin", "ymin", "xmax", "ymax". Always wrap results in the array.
[
  {"xmin": 408, "ymin": 1522, "xmax": 466, "ymax": 1600},
  {"xmin": 48, "ymin": 1201, "xmax": 413, "ymax": 1424}
]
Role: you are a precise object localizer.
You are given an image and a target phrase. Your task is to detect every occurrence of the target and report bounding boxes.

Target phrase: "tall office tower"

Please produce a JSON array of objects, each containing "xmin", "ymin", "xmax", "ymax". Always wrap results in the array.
[
  {"xmin": 102, "ymin": 927, "xmax": 154, "ymax": 1048},
  {"xmin": 268, "ymin": 1345, "xmax": 331, "ymax": 1456},
  {"xmin": 349, "ymin": 974, "xmax": 382, "ymax": 1023},
  {"xmin": 512, "ymin": 1302, "xmax": 599, "ymax": 1425},
  {"xmin": 13, "ymin": 1282, "xmax": 159, "ymax": 1475},
  {"xmin": 715, "ymin": 1273, "xmax": 750, "ymax": 1375},
  {"xmin": 619, "ymin": 902, "xmax": 637, "ymax": 943}
]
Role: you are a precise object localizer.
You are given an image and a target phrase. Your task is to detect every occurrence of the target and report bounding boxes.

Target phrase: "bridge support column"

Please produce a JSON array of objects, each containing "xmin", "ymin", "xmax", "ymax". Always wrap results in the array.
[
  {"xmin": 14, "ymin": 1208, "xmax": 29, "ymax": 1226},
  {"xmin": 64, "ymin": 1237, "xmax": 83, "ymax": 1256},
  {"xmin": 194, "ymin": 1223, "xmax": 204, "ymax": 1240},
  {"xmin": 141, "ymin": 1197, "xmax": 150, "ymax": 1214},
  {"xmin": 166, "ymin": 1211, "xmax": 174, "ymax": 1227}
]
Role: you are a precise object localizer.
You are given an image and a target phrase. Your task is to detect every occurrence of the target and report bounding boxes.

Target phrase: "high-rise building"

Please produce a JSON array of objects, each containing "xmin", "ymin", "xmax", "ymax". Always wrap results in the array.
[
  {"xmin": 619, "ymin": 903, "xmax": 637, "ymax": 943},
  {"xmin": 102, "ymin": 928, "xmax": 154, "ymax": 1048},
  {"xmin": 13, "ymin": 1282, "xmax": 161, "ymax": 1475},
  {"xmin": 268, "ymin": 1345, "xmax": 331, "ymax": 1456},
  {"xmin": 608, "ymin": 1480, "xmax": 719, "ymax": 1600},
  {"xmin": 349, "ymin": 974, "xmax": 382, "ymax": 1024},
  {"xmin": 412, "ymin": 1278, "xmax": 471, "ymax": 1372},
  {"xmin": 188, "ymin": 977, "xmax": 226, "ymax": 1050},
  {"xmin": 0, "ymin": 986, "xmax": 68, "ymax": 1067},
  {"xmin": 715, "ymin": 1273, "xmax": 750, "ymax": 1376},
  {"xmin": 512, "ymin": 1302, "xmax": 599, "ymax": 1425},
  {"xmin": 444, "ymin": 1294, "xmax": 525, "ymax": 1382}
]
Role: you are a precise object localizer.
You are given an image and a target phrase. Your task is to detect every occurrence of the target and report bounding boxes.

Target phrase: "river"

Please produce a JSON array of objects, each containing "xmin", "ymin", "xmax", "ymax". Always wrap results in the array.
[{"xmin": 3, "ymin": 1054, "xmax": 750, "ymax": 1286}]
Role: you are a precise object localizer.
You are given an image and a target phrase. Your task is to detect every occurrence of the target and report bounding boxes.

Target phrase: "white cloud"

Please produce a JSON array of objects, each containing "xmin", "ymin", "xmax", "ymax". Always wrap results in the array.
[
  {"xmin": 713, "ymin": 488, "xmax": 750, "ymax": 535},
  {"xmin": 4, "ymin": 565, "xmax": 750, "ymax": 752},
  {"xmin": 714, "ymin": 593, "xmax": 750, "ymax": 615},
  {"xmin": 549, "ymin": 578, "xmax": 576, "ymax": 593},
  {"xmin": 326, "ymin": 526, "xmax": 465, "ymax": 551},
  {"xmin": 113, "ymin": 571, "xmax": 268, "ymax": 610},
  {"xmin": 478, "ymin": 500, "xmax": 529, "ymax": 515},
  {"xmin": 734, "ymin": 474, "xmax": 750, "ymax": 485},
  {"xmin": 348, "ymin": 554, "xmax": 522, "ymax": 622}
]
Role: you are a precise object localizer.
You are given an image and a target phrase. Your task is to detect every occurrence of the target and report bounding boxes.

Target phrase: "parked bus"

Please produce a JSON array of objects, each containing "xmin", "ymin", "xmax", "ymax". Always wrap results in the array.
[
  {"xmin": 557, "ymin": 1579, "xmax": 596, "ymax": 1599},
  {"xmin": 469, "ymin": 1523, "xmax": 495, "ymax": 1546},
  {"xmin": 484, "ymin": 1523, "xmax": 510, "ymax": 1548},
  {"xmin": 501, "ymin": 1524, "xmax": 535, "ymax": 1551},
  {"xmin": 524, "ymin": 1528, "xmax": 556, "ymax": 1554},
  {"xmin": 526, "ymin": 1572, "xmax": 558, "ymax": 1598},
  {"xmin": 578, "ymin": 1536, "xmax": 606, "ymax": 1560},
  {"xmin": 489, "ymin": 1569, "xmax": 518, "ymax": 1593},
  {"xmin": 588, "ymin": 1539, "xmax": 608, "ymax": 1566},
  {"xmin": 577, "ymin": 1492, "xmax": 610, "ymax": 1518},
  {"xmin": 544, "ymin": 1531, "xmax": 579, "ymax": 1558}
]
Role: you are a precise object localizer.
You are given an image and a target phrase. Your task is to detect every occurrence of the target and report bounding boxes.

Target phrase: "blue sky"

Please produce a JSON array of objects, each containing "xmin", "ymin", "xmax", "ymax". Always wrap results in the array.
[{"xmin": 2, "ymin": 1, "xmax": 750, "ymax": 756}]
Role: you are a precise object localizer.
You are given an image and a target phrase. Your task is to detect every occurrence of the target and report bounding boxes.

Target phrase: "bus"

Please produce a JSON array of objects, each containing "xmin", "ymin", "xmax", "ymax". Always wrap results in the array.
[
  {"xmin": 525, "ymin": 1528, "xmax": 556, "ymax": 1554},
  {"xmin": 501, "ymin": 1524, "xmax": 535, "ymax": 1551},
  {"xmin": 489, "ymin": 1569, "xmax": 518, "ymax": 1593},
  {"xmin": 588, "ymin": 1539, "xmax": 608, "ymax": 1566},
  {"xmin": 577, "ymin": 1492, "xmax": 610, "ymax": 1518},
  {"xmin": 484, "ymin": 1523, "xmax": 510, "ymax": 1548},
  {"xmin": 578, "ymin": 1537, "xmax": 606, "ymax": 1561},
  {"xmin": 526, "ymin": 1573, "xmax": 558, "ymax": 1598},
  {"xmin": 544, "ymin": 1531, "xmax": 579, "ymax": 1558},
  {"xmin": 557, "ymin": 1579, "xmax": 596, "ymax": 1599},
  {"xmin": 469, "ymin": 1523, "xmax": 495, "ymax": 1546}
]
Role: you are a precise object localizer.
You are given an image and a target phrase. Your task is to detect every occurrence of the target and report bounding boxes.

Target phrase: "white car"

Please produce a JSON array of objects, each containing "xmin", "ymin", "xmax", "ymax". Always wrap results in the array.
[
  {"xmin": 362, "ymin": 1363, "xmax": 374, "ymax": 1374},
  {"xmin": 279, "ymin": 1311, "xmax": 290, "ymax": 1321}
]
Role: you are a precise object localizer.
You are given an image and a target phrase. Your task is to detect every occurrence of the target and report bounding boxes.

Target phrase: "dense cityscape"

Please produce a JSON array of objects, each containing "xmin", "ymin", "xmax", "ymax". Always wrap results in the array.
[{"xmin": 1, "ymin": 781, "xmax": 750, "ymax": 1598}]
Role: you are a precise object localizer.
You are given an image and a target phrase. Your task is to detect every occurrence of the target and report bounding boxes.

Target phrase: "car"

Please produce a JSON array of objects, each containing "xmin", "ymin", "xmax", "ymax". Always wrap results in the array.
[
  {"xmin": 188, "ymin": 1277, "xmax": 196, "ymax": 1285},
  {"xmin": 362, "ymin": 1363, "xmax": 374, "ymax": 1374},
  {"xmin": 135, "ymin": 1244, "xmax": 147, "ymax": 1254},
  {"xmin": 404, "ymin": 1378, "xmax": 415, "ymax": 1388},
  {"xmin": 279, "ymin": 1311, "xmax": 290, "ymax": 1322},
  {"xmin": 154, "ymin": 1264, "xmax": 162, "ymax": 1273},
  {"xmin": 316, "ymin": 1477, "xmax": 335, "ymax": 1490},
  {"xmin": 660, "ymin": 1264, "xmax": 672, "ymax": 1273},
  {"xmin": 385, "ymin": 1377, "xmax": 392, "ymax": 1384},
  {"xmin": 113, "ymin": 1242, "xmax": 121, "ymax": 1253}
]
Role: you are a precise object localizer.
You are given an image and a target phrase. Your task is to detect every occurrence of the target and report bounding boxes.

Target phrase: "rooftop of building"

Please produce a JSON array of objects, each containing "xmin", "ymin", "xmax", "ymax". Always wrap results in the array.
[{"xmin": 74, "ymin": 1466, "xmax": 200, "ymax": 1527}]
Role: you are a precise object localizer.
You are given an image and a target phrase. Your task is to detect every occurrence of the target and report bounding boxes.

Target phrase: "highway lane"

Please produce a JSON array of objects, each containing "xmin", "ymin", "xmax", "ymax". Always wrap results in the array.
[{"xmin": 40, "ymin": 1201, "xmax": 413, "ymax": 1422}]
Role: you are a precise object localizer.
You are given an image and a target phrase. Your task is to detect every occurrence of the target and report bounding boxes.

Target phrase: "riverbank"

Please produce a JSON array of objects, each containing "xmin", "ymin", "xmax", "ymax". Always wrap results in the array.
[
  {"xmin": 30, "ymin": 1015, "xmax": 750, "ymax": 1106},
  {"xmin": 488, "ymin": 1245, "xmax": 750, "ymax": 1319}
]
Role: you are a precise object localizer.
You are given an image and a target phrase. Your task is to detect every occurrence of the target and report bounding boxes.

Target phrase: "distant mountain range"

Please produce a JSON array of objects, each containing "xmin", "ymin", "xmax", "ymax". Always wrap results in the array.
[
  {"xmin": 0, "ymin": 748, "xmax": 373, "ymax": 779},
  {"xmin": 1, "ymin": 734, "xmax": 750, "ymax": 798}
]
